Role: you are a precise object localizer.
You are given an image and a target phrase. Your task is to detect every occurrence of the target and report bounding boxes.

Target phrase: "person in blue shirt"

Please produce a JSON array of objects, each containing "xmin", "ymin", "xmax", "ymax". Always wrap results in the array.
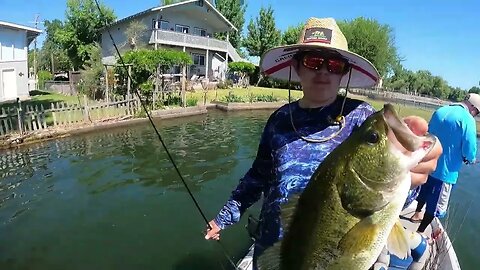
[
  {"xmin": 410, "ymin": 93, "xmax": 479, "ymax": 234},
  {"xmin": 204, "ymin": 17, "xmax": 442, "ymax": 269}
]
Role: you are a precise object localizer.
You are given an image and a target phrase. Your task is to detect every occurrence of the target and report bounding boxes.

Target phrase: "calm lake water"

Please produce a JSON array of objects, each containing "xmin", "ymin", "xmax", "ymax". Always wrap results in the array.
[{"xmin": 0, "ymin": 109, "xmax": 478, "ymax": 270}]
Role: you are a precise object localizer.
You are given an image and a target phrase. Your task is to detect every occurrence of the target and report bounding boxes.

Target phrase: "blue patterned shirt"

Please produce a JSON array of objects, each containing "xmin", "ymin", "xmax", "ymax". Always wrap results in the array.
[{"xmin": 214, "ymin": 96, "xmax": 418, "ymax": 256}]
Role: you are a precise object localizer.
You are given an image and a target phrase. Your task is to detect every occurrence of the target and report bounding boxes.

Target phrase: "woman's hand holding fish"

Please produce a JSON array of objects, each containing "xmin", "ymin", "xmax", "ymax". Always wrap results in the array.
[{"xmin": 404, "ymin": 116, "xmax": 443, "ymax": 187}]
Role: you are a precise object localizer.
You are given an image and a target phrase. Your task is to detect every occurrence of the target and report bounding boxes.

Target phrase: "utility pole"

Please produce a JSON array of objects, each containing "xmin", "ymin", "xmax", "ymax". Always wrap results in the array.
[
  {"xmin": 51, "ymin": 53, "xmax": 55, "ymax": 74},
  {"xmin": 29, "ymin": 14, "xmax": 40, "ymax": 89}
]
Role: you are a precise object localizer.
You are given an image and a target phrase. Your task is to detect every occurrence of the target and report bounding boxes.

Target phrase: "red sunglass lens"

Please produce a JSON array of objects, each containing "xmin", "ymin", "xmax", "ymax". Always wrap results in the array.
[
  {"xmin": 302, "ymin": 55, "xmax": 347, "ymax": 74},
  {"xmin": 327, "ymin": 59, "xmax": 346, "ymax": 74},
  {"xmin": 303, "ymin": 57, "xmax": 324, "ymax": 70}
]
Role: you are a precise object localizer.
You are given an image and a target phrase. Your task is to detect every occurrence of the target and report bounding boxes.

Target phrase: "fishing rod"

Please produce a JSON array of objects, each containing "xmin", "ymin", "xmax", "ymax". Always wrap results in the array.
[{"xmin": 92, "ymin": 1, "xmax": 238, "ymax": 268}]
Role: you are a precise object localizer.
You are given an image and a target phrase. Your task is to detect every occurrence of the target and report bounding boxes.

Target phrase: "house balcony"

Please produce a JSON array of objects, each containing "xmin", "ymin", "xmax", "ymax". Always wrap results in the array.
[{"xmin": 149, "ymin": 29, "xmax": 228, "ymax": 52}]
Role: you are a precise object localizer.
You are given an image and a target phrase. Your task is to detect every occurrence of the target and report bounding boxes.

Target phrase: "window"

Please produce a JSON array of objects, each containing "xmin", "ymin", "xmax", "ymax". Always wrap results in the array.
[
  {"xmin": 175, "ymin": 24, "xmax": 189, "ymax": 34},
  {"xmin": 159, "ymin": 20, "xmax": 169, "ymax": 30},
  {"xmin": 193, "ymin": 27, "xmax": 207, "ymax": 37},
  {"xmin": 152, "ymin": 19, "xmax": 169, "ymax": 30},
  {"xmin": 192, "ymin": 54, "xmax": 205, "ymax": 66}
]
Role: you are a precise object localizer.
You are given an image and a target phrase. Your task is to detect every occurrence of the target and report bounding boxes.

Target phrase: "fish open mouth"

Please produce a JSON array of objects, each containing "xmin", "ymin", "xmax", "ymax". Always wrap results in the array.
[{"xmin": 382, "ymin": 104, "xmax": 436, "ymax": 164}]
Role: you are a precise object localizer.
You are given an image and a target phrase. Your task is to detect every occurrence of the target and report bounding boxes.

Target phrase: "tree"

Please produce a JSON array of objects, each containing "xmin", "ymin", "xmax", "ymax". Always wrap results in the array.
[
  {"xmin": 338, "ymin": 17, "xmax": 400, "ymax": 78},
  {"xmin": 78, "ymin": 43, "xmax": 105, "ymax": 99},
  {"xmin": 118, "ymin": 49, "xmax": 192, "ymax": 91},
  {"xmin": 448, "ymin": 87, "xmax": 467, "ymax": 102},
  {"xmin": 244, "ymin": 6, "xmax": 281, "ymax": 57},
  {"xmin": 162, "ymin": 0, "xmax": 187, "ymax": 5},
  {"xmin": 228, "ymin": 61, "xmax": 255, "ymax": 87},
  {"xmin": 468, "ymin": 86, "xmax": 480, "ymax": 94},
  {"xmin": 214, "ymin": 0, "xmax": 246, "ymax": 49},
  {"xmin": 413, "ymin": 70, "xmax": 434, "ymax": 96},
  {"xmin": 39, "ymin": 19, "xmax": 72, "ymax": 72},
  {"xmin": 124, "ymin": 21, "xmax": 148, "ymax": 51},
  {"xmin": 431, "ymin": 76, "xmax": 449, "ymax": 99},
  {"xmin": 281, "ymin": 23, "xmax": 304, "ymax": 45},
  {"xmin": 56, "ymin": 0, "xmax": 116, "ymax": 71}
]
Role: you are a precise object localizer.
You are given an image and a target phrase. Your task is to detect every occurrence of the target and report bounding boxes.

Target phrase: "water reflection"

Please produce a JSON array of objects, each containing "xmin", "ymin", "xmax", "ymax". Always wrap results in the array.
[
  {"xmin": 1, "ymin": 109, "xmax": 479, "ymax": 270},
  {"xmin": 0, "ymin": 143, "xmax": 57, "ymax": 224},
  {"xmin": 64, "ymin": 114, "xmax": 250, "ymax": 195},
  {"xmin": 0, "ymin": 109, "xmax": 275, "ymax": 269}
]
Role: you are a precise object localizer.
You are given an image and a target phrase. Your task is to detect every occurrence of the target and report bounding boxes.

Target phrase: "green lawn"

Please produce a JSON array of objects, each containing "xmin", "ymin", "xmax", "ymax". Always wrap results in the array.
[
  {"xmin": 186, "ymin": 87, "xmax": 304, "ymax": 103},
  {"xmin": 350, "ymin": 94, "xmax": 435, "ymax": 121},
  {"xmin": 3, "ymin": 88, "xmax": 476, "ymax": 133},
  {"xmin": 23, "ymin": 89, "xmax": 435, "ymax": 124},
  {"xmin": 0, "ymin": 90, "xmax": 80, "ymax": 110},
  {"xmin": 29, "ymin": 90, "xmax": 81, "ymax": 105},
  {"xmin": 187, "ymin": 86, "xmax": 435, "ymax": 120}
]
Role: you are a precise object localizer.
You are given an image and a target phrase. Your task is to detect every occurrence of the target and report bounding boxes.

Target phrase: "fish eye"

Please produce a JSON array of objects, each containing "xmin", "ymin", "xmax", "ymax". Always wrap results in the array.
[{"xmin": 366, "ymin": 131, "xmax": 380, "ymax": 144}]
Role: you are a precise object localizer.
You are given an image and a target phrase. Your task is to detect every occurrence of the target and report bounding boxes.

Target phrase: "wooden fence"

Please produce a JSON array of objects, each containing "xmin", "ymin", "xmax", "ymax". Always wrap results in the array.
[{"xmin": 0, "ymin": 95, "xmax": 140, "ymax": 136}]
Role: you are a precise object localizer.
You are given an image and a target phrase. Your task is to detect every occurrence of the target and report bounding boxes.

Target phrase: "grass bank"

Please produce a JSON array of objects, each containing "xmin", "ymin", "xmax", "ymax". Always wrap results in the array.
[
  {"xmin": 18, "ymin": 88, "xmax": 435, "ymax": 123},
  {"xmin": 187, "ymin": 87, "xmax": 435, "ymax": 121},
  {"xmin": 6, "ymin": 88, "xmax": 476, "ymax": 134}
]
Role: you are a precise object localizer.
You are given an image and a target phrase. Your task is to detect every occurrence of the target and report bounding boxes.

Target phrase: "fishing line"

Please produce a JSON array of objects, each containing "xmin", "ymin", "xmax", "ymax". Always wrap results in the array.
[{"xmin": 92, "ymin": 1, "xmax": 237, "ymax": 268}]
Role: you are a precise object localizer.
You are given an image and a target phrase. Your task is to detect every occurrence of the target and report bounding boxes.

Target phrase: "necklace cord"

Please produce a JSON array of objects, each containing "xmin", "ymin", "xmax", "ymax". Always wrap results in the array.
[{"xmin": 287, "ymin": 63, "xmax": 352, "ymax": 143}]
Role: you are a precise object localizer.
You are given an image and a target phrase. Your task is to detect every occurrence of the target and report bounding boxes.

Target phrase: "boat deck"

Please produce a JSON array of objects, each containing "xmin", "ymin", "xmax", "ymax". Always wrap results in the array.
[{"xmin": 236, "ymin": 201, "xmax": 461, "ymax": 270}]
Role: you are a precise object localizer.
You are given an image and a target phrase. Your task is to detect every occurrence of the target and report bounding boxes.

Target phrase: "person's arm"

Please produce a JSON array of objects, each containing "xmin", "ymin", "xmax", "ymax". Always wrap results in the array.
[
  {"xmin": 213, "ymin": 118, "xmax": 275, "ymax": 230},
  {"xmin": 461, "ymin": 116, "xmax": 477, "ymax": 164}
]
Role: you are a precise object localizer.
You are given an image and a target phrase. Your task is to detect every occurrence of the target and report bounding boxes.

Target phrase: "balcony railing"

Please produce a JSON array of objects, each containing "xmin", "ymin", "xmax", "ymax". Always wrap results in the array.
[{"xmin": 150, "ymin": 29, "xmax": 228, "ymax": 52}]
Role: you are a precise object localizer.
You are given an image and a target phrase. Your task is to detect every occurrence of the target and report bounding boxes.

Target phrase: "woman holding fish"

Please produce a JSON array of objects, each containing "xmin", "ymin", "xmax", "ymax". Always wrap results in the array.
[{"xmin": 205, "ymin": 17, "xmax": 442, "ymax": 269}]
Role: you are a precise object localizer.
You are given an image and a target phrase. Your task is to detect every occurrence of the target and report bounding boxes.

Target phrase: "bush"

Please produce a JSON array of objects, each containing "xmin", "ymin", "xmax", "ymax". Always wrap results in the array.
[
  {"xmin": 117, "ymin": 48, "xmax": 193, "ymax": 91},
  {"xmin": 221, "ymin": 91, "xmax": 245, "ymax": 103},
  {"xmin": 228, "ymin": 61, "xmax": 256, "ymax": 75},
  {"xmin": 186, "ymin": 96, "xmax": 198, "ymax": 107},
  {"xmin": 37, "ymin": 70, "xmax": 53, "ymax": 90},
  {"xmin": 163, "ymin": 93, "xmax": 182, "ymax": 106},
  {"xmin": 217, "ymin": 79, "xmax": 233, "ymax": 89},
  {"xmin": 134, "ymin": 107, "xmax": 147, "ymax": 118},
  {"xmin": 257, "ymin": 77, "xmax": 302, "ymax": 90},
  {"xmin": 252, "ymin": 93, "xmax": 279, "ymax": 102},
  {"xmin": 140, "ymin": 81, "xmax": 153, "ymax": 92}
]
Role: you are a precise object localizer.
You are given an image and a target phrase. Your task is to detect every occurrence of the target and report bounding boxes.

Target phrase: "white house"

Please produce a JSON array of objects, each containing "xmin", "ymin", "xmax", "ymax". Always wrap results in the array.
[
  {"xmin": 0, "ymin": 21, "xmax": 42, "ymax": 102},
  {"xmin": 100, "ymin": 0, "xmax": 244, "ymax": 82}
]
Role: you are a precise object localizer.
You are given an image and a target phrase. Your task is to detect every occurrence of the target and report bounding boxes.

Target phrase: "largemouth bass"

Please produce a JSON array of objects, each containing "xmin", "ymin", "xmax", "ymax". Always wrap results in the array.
[{"xmin": 257, "ymin": 104, "xmax": 437, "ymax": 270}]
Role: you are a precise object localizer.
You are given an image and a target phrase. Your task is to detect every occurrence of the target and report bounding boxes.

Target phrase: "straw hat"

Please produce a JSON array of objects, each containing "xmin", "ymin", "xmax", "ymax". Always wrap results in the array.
[
  {"xmin": 260, "ymin": 17, "xmax": 380, "ymax": 88},
  {"xmin": 466, "ymin": 93, "xmax": 480, "ymax": 111}
]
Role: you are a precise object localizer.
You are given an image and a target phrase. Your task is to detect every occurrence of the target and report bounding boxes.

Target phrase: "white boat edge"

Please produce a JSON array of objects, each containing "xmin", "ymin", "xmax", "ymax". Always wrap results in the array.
[{"xmin": 235, "ymin": 201, "xmax": 462, "ymax": 270}]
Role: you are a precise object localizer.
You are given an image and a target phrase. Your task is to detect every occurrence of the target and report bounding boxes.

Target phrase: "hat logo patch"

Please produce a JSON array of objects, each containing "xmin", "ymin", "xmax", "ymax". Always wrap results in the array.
[{"xmin": 303, "ymin": 27, "xmax": 332, "ymax": 44}]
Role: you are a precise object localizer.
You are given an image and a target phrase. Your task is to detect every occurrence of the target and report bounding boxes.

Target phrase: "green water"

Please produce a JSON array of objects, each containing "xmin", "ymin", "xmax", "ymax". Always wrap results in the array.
[{"xmin": 0, "ymin": 109, "xmax": 478, "ymax": 270}]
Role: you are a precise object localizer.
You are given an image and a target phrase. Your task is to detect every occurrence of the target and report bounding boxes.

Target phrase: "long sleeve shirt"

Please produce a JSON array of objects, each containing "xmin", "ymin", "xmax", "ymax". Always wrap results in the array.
[
  {"xmin": 213, "ymin": 97, "xmax": 419, "ymax": 256},
  {"xmin": 429, "ymin": 103, "xmax": 477, "ymax": 184}
]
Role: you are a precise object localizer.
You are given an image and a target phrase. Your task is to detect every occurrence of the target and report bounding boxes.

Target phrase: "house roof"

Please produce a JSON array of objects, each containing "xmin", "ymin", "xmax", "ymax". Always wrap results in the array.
[
  {"xmin": 0, "ymin": 20, "xmax": 42, "ymax": 45},
  {"xmin": 102, "ymin": 0, "xmax": 237, "ymax": 32}
]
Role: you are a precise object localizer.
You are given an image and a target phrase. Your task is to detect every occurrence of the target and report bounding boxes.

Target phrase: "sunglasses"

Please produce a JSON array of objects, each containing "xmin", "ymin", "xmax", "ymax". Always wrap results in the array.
[{"xmin": 301, "ymin": 54, "xmax": 349, "ymax": 74}]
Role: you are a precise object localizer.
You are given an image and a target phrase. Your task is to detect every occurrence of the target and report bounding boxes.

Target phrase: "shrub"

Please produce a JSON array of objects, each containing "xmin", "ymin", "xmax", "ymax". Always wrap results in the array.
[
  {"xmin": 217, "ymin": 79, "xmax": 233, "ymax": 89},
  {"xmin": 186, "ymin": 97, "xmax": 198, "ymax": 107},
  {"xmin": 253, "ymin": 93, "xmax": 279, "ymax": 102},
  {"xmin": 228, "ymin": 61, "xmax": 256, "ymax": 75},
  {"xmin": 221, "ymin": 91, "xmax": 245, "ymax": 103},
  {"xmin": 37, "ymin": 70, "xmax": 53, "ymax": 90},
  {"xmin": 163, "ymin": 93, "xmax": 182, "ymax": 106}
]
